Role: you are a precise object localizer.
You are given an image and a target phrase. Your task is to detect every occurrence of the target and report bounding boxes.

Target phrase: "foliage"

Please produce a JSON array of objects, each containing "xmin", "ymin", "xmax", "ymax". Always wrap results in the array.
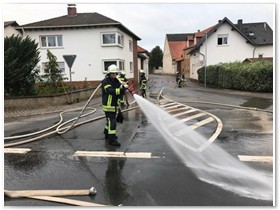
[
  {"xmin": 149, "ymin": 46, "xmax": 163, "ymax": 71},
  {"xmin": 4, "ymin": 35, "xmax": 41, "ymax": 96},
  {"xmin": 197, "ymin": 61, "xmax": 273, "ymax": 92},
  {"xmin": 37, "ymin": 50, "xmax": 69, "ymax": 95}
]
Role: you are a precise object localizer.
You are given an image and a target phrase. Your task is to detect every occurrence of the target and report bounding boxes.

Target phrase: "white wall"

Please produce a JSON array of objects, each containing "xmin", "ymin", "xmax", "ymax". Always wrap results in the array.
[
  {"xmin": 4, "ymin": 26, "xmax": 21, "ymax": 37},
  {"xmin": 190, "ymin": 22, "xmax": 273, "ymax": 80},
  {"xmin": 162, "ymin": 37, "xmax": 173, "ymax": 74},
  {"xmin": 24, "ymin": 27, "xmax": 134, "ymax": 82}
]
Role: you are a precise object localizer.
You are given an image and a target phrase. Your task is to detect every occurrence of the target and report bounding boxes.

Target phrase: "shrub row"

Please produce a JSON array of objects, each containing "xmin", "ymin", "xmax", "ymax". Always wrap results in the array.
[{"xmin": 197, "ymin": 61, "xmax": 273, "ymax": 92}]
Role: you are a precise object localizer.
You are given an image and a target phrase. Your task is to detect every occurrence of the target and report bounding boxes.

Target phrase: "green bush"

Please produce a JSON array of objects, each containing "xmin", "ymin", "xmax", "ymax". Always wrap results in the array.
[{"xmin": 197, "ymin": 61, "xmax": 273, "ymax": 92}]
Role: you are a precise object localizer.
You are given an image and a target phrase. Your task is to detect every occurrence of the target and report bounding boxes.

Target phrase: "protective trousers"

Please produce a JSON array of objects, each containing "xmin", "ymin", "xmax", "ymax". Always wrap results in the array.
[{"xmin": 104, "ymin": 112, "xmax": 117, "ymax": 141}]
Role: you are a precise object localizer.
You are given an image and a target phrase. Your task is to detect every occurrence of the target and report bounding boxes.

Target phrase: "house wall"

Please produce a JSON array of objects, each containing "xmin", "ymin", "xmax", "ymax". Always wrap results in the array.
[
  {"xmin": 162, "ymin": 37, "xmax": 173, "ymax": 74},
  {"xmin": 23, "ymin": 27, "xmax": 135, "ymax": 82},
  {"xmin": 190, "ymin": 23, "xmax": 273, "ymax": 80},
  {"xmin": 4, "ymin": 26, "xmax": 21, "ymax": 37}
]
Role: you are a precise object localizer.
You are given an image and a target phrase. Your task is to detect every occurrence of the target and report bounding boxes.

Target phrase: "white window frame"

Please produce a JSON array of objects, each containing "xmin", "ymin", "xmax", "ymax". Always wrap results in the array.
[
  {"xmin": 101, "ymin": 32, "xmax": 124, "ymax": 47},
  {"xmin": 102, "ymin": 59, "xmax": 125, "ymax": 73},
  {"xmin": 217, "ymin": 34, "xmax": 228, "ymax": 46},
  {"xmin": 40, "ymin": 35, "xmax": 63, "ymax": 48},
  {"xmin": 42, "ymin": 61, "xmax": 65, "ymax": 74}
]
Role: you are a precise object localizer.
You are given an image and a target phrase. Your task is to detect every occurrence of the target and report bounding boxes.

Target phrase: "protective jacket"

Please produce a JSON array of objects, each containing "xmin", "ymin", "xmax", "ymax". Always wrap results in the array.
[
  {"xmin": 140, "ymin": 75, "xmax": 147, "ymax": 90},
  {"xmin": 101, "ymin": 76, "xmax": 126, "ymax": 112}
]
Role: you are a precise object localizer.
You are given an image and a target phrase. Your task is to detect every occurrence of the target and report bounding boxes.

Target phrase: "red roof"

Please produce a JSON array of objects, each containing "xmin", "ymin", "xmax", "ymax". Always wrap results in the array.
[
  {"xmin": 195, "ymin": 24, "xmax": 217, "ymax": 37},
  {"xmin": 137, "ymin": 45, "xmax": 148, "ymax": 53},
  {"xmin": 168, "ymin": 41, "xmax": 187, "ymax": 61}
]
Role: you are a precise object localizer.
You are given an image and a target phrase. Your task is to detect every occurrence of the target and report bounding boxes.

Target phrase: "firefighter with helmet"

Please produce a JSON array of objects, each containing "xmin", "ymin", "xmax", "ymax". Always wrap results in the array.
[
  {"xmin": 118, "ymin": 71, "xmax": 129, "ymax": 108},
  {"xmin": 176, "ymin": 71, "xmax": 182, "ymax": 88},
  {"xmin": 139, "ymin": 69, "xmax": 147, "ymax": 98},
  {"xmin": 101, "ymin": 64, "xmax": 127, "ymax": 146}
]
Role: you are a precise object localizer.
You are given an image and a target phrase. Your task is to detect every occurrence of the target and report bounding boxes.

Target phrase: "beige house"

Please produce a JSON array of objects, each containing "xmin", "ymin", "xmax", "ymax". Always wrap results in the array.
[{"xmin": 4, "ymin": 21, "xmax": 21, "ymax": 37}]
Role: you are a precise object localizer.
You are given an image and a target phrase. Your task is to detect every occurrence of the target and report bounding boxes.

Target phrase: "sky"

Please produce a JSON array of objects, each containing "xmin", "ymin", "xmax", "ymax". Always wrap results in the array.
[{"xmin": 2, "ymin": 2, "xmax": 276, "ymax": 52}]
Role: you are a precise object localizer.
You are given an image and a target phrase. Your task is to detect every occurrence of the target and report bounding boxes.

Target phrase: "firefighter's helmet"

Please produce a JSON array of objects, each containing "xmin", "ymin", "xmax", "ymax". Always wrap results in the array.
[
  {"xmin": 139, "ymin": 69, "xmax": 145, "ymax": 74},
  {"xmin": 108, "ymin": 64, "xmax": 119, "ymax": 73}
]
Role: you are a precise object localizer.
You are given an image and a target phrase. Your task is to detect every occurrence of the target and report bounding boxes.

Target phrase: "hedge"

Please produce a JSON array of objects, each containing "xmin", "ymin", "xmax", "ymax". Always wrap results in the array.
[{"xmin": 197, "ymin": 61, "xmax": 273, "ymax": 92}]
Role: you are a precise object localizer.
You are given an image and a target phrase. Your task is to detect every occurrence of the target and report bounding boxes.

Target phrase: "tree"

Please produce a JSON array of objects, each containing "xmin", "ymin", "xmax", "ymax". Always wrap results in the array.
[
  {"xmin": 37, "ymin": 50, "xmax": 68, "ymax": 95},
  {"xmin": 149, "ymin": 46, "xmax": 163, "ymax": 71},
  {"xmin": 42, "ymin": 49, "xmax": 64, "ymax": 85},
  {"xmin": 4, "ymin": 35, "xmax": 40, "ymax": 96}
]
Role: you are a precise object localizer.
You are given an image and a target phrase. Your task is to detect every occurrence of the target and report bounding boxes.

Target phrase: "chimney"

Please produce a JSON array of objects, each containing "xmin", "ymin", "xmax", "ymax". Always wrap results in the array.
[
  {"xmin": 197, "ymin": 29, "xmax": 200, "ymax": 33},
  {"xmin": 237, "ymin": 19, "xmax": 243, "ymax": 26},
  {"xmin": 67, "ymin": 4, "xmax": 77, "ymax": 16}
]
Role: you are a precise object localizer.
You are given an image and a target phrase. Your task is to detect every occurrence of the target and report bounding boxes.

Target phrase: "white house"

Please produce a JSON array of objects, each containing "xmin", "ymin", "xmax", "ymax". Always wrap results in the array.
[
  {"xmin": 4, "ymin": 21, "xmax": 22, "ymax": 37},
  {"xmin": 188, "ymin": 17, "xmax": 273, "ymax": 80},
  {"xmin": 15, "ymin": 5, "xmax": 141, "ymax": 87}
]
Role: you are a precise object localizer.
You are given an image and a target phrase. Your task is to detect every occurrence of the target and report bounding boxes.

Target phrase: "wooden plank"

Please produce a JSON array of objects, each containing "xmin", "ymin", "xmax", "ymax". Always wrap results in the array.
[
  {"xmin": 238, "ymin": 155, "xmax": 273, "ymax": 163},
  {"xmin": 26, "ymin": 196, "xmax": 107, "ymax": 206},
  {"xmin": 4, "ymin": 188, "xmax": 95, "ymax": 198},
  {"xmin": 74, "ymin": 151, "xmax": 152, "ymax": 159},
  {"xmin": 4, "ymin": 148, "xmax": 31, "ymax": 154},
  {"xmin": 189, "ymin": 117, "xmax": 214, "ymax": 129}
]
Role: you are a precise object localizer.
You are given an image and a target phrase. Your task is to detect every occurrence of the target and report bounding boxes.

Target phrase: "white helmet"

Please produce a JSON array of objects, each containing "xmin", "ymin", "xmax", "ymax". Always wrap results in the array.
[
  {"xmin": 120, "ymin": 71, "xmax": 126, "ymax": 75},
  {"xmin": 108, "ymin": 64, "xmax": 119, "ymax": 73},
  {"xmin": 139, "ymin": 69, "xmax": 145, "ymax": 74}
]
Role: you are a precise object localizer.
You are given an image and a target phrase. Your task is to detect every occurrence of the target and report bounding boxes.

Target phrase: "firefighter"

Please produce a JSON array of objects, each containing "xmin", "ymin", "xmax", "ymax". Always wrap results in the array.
[
  {"xmin": 118, "ymin": 71, "xmax": 129, "ymax": 108},
  {"xmin": 101, "ymin": 64, "xmax": 127, "ymax": 146},
  {"xmin": 139, "ymin": 69, "xmax": 147, "ymax": 98},
  {"xmin": 176, "ymin": 71, "xmax": 182, "ymax": 88}
]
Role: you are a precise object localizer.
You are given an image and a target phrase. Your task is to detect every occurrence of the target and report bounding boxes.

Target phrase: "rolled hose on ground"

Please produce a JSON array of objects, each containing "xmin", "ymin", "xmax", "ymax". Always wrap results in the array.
[{"xmin": 4, "ymin": 83, "xmax": 138, "ymax": 148}]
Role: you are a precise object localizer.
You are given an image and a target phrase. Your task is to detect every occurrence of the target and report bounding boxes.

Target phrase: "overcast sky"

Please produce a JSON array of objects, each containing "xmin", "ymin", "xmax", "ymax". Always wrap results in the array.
[{"xmin": 2, "ymin": 2, "xmax": 275, "ymax": 52}]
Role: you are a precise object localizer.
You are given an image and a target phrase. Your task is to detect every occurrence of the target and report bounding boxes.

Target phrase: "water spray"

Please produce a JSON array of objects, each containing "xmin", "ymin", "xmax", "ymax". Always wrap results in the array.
[{"xmin": 134, "ymin": 93, "xmax": 273, "ymax": 201}]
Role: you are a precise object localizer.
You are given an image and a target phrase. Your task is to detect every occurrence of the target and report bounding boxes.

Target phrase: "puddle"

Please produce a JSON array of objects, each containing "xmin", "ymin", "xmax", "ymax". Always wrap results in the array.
[{"xmin": 240, "ymin": 97, "xmax": 272, "ymax": 109}]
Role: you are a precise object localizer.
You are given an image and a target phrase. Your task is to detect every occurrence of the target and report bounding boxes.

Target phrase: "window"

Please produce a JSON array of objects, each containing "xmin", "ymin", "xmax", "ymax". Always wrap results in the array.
[
  {"xmin": 42, "ymin": 62, "xmax": 65, "ymax": 74},
  {"xmin": 101, "ymin": 32, "xmax": 124, "ymax": 47},
  {"xmin": 40, "ymin": 35, "xmax": 63, "ymax": 48},
  {"xmin": 103, "ymin": 60, "xmax": 125, "ymax": 73},
  {"xmin": 217, "ymin": 35, "xmax": 228, "ymax": 46},
  {"xmin": 129, "ymin": 41, "xmax": 133, "ymax": 52},
  {"xmin": 130, "ymin": 62, "xmax": 133, "ymax": 73},
  {"xmin": 119, "ymin": 61, "xmax": 125, "ymax": 71}
]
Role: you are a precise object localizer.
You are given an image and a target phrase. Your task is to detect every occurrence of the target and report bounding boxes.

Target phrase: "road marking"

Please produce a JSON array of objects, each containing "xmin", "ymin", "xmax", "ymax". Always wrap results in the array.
[
  {"xmin": 4, "ymin": 148, "xmax": 31, "ymax": 154},
  {"xmin": 74, "ymin": 151, "xmax": 155, "ymax": 159},
  {"xmin": 238, "ymin": 155, "xmax": 273, "ymax": 163}
]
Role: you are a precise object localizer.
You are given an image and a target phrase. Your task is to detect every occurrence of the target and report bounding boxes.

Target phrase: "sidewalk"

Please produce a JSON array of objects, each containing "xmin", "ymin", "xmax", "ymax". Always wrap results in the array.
[{"xmin": 4, "ymin": 97, "xmax": 102, "ymax": 119}]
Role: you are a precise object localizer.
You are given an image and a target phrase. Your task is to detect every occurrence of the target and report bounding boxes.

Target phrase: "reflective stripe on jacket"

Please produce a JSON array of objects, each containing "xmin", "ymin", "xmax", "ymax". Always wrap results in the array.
[{"xmin": 140, "ymin": 75, "xmax": 147, "ymax": 90}]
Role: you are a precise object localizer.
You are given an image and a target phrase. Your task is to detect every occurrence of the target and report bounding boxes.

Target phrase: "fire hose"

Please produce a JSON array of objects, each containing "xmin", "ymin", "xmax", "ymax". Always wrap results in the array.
[{"xmin": 4, "ymin": 83, "xmax": 138, "ymax": 148}]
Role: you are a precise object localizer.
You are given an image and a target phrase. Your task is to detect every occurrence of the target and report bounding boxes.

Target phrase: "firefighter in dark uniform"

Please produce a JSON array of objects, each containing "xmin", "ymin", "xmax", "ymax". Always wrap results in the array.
[
  {"xmin": 102, "ymin": 64, "xmax": 127, "ymax": 146},
  {"xmin": 139, "ymin": 69, "xmax": 147, "ymax": 98},
  {"xmin": 118, "ymin": 71, "xmax": 129, "ymax": 108},
  {"xmin": 176, "ymin": 71, "xmax": 182, "ymax": 88}
]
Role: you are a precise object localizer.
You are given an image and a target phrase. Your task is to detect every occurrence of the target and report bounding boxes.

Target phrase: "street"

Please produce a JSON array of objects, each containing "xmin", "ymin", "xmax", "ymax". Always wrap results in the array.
[{"xmin": 4, "ymin": 74, "xmax": 274, "ymax": 206}]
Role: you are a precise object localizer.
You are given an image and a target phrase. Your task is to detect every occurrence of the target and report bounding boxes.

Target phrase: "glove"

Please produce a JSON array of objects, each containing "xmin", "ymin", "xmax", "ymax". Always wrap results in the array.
[{"xmin": 116, "ymin": 110, "xmax": 124, "ymax": 123}]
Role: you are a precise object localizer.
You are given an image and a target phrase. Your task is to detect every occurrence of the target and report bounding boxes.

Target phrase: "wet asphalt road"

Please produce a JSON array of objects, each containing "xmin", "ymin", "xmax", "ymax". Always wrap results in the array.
[{"xmin": 4, "ymin": 74, "xmax": 274, "ymax": 206}]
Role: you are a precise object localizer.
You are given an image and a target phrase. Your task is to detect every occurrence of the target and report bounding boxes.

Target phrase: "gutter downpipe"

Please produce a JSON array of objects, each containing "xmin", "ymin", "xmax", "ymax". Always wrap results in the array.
[{"xmin": 253, "ymin": 45, "xmax": 257, "ymax": 58}]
